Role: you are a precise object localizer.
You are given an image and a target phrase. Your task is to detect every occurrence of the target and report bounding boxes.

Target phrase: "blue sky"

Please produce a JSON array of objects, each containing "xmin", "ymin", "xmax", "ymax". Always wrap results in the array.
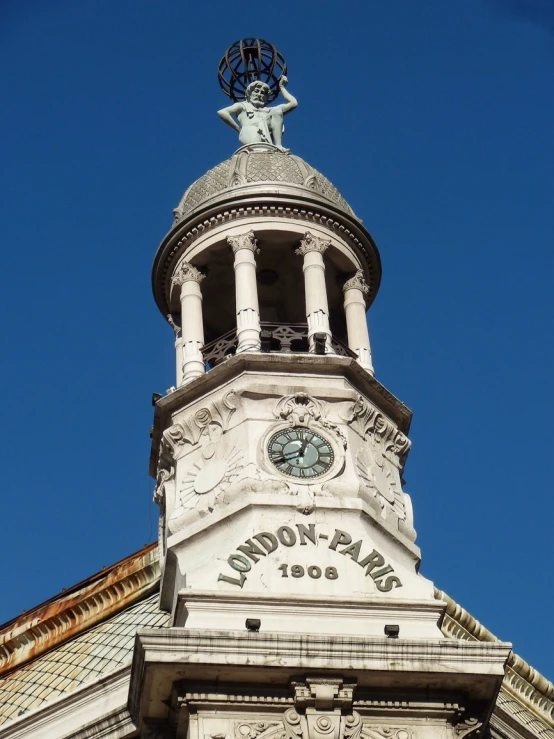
[{"xmin": 1, "ymin": 1, "xmax": 553, "ymax": 676}]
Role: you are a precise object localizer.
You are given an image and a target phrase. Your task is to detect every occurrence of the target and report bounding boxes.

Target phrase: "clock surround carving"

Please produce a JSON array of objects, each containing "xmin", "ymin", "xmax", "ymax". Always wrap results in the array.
[{"xmin": 261, "ymin": 393, "xmax": 346, "ymax": 483}]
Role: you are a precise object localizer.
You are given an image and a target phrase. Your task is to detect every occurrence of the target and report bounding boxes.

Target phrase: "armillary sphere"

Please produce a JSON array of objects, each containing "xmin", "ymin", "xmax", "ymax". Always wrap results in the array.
[{"xmin": 218, "ymin": 38, "xmax": 287, "ymax": 102}]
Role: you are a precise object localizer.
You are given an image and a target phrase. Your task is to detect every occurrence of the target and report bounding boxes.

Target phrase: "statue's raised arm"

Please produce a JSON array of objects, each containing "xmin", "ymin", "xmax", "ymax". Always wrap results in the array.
[
  {"xmin": 274, "ymin": 76, "xmax": 298, "ymax": 115},
  {"xmin": 216, "ymin": 77, "xmax": 298, "ymax": 152}
]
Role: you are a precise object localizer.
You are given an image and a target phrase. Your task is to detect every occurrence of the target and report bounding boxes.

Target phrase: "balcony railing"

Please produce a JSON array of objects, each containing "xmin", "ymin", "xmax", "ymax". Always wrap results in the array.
[{"xmin": 202, "ymin": 322, "xmax": 356, "ymax": 369}]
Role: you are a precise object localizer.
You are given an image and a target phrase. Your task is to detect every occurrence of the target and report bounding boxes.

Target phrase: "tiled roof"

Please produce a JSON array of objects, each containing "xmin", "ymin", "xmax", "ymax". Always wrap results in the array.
[
  {"xmin": 0, "ymin": 593, "xmax": 168, "ymax": 727},
  {"xmin": 0, "ymin": 543, "xmax": 159, "ymax": 676}
]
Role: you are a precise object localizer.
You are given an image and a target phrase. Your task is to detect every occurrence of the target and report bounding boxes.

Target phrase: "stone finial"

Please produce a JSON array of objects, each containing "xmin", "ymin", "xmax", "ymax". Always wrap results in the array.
[
  {"xmin": 171, "ymin": 261, "xmax": 205, "ymax": 287},
  {"xmin": 227, "ymin": 230, "xmax": 259, "ymax": 254},
  {"xmin": 295, "ymin": 231, "xmax": 331, "ymax": 256},
  {"xmin": 343, "ymin": 269, "xmax": 369, "ymax": 295}
]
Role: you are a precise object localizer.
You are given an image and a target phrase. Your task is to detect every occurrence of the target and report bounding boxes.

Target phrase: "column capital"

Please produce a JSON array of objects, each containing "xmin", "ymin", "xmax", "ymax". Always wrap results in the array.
[
  {"xmin": 343, "ymin": 269, "xmax": 369, "ymax": 295},
  {"xmin": 295, "ymin": 231, "xmax": 331, "ymax": 256},
  {"xmin": 227, "ymin": 230, "xmax": 259, "ymax": 254},
  {"xmin": 172, "ymin": 261, "xmax": 205, "ymax": 287}
]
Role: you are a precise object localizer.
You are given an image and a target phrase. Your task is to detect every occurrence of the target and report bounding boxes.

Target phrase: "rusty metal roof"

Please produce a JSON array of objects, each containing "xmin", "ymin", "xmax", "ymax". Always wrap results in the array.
[
  {"xmin": 0, "ymin": 542, "xmax": 159, "ymax": 677},
  {"xmin": 0, "ymin": 592, "xmax": 168, "ymax": 727}
]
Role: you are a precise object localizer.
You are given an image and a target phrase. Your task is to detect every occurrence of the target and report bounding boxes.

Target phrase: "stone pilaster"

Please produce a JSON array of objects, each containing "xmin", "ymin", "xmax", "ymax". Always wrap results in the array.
[
  {"xmin": 228, "ymin": 230, "xmax": 261, "ymax": 353},
  {"xmin": 295, "ymin": 232, "xmax": 334, "ymax": 353}
]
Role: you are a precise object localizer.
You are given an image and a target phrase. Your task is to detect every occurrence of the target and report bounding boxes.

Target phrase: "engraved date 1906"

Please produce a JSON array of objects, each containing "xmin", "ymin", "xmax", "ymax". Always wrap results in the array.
[{"xmin": 278, "ymin": 564, "xmax": 338, "ymax": 579}]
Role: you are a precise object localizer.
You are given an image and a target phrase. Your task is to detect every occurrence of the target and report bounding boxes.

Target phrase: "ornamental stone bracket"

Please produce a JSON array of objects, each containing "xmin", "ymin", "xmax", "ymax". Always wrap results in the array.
[
  {"xmin": 292, "ymin": 677, "xmax": 356, "ymax": 711},
  {"xmin": 453, "ymin": 716, "xmax": 483, "ymax": 739},
  {"xmin": 285, "ymin": 678, "xmax": 359, "ymax": 739}
]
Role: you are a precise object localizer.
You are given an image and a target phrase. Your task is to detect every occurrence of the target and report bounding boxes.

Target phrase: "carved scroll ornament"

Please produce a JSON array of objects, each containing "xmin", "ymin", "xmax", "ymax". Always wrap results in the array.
[
  {"xmin": 344, "ymin": 395, "xmax": 410, "ymax": 467},
  {"xmin": 275, "ymin": 393, "xmax": 346, "ymax": 448},
  {"xmin": 163, "ymin": 390, "xmax": 238, "ymax": 459}
]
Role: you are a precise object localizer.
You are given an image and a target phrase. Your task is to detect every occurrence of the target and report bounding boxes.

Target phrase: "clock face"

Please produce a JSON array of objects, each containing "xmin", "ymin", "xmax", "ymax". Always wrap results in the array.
[{"xmin": 267, "ymin": 427, "xmax": 334, "ymax": 479}]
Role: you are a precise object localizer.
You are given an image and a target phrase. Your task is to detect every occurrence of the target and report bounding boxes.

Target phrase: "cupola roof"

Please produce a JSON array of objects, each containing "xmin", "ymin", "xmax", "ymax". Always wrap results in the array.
[{"xmin": 173, "ymin": 145, "xmax": 356, "ymax": 224}]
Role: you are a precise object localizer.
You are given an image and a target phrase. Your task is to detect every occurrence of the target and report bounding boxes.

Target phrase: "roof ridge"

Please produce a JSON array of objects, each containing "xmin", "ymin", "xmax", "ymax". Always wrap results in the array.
[{"xmin": 0, "ymin": 545, "xmax": 160, "ymax": 676}]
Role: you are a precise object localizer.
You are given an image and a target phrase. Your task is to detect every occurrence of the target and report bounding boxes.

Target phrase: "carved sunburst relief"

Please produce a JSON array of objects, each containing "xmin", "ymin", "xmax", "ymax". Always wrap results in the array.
[
  {"xmin": 356, "ymin": 443, "xmax": 405, "ymax": 520},
  {"xmin": 179, "ymin": 445, "xmax": 244, "ymax": 508}
]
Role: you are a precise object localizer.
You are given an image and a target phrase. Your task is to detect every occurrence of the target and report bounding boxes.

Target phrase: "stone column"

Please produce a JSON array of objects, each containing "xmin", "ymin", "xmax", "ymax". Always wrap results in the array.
[
  {"xmin": 171, "ymin": 261, "xmax": 205, "ymax": 384},
  {"xmin": 227, "ymin": 231, "xmax": 261, "ymax": 353},
  {"xmin": 295, "ymin": 232, "xmax": 334, "ymax": 353},
  {"xmin": 343, "ymin": 269, "xmax": 374, "ymax": 374},
  {"xmin": 167, "ymin": 315, "xmax": 183, "ymax": 387}
]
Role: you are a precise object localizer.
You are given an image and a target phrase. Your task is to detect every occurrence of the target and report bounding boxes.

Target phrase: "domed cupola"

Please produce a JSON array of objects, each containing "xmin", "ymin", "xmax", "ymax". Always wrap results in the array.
[
  {"xmin": 172, "ymin": 145, "xmax": 356, "ymax": 223},
  {"xmin": 152, "ymin": 144, "xmax": 381, "ymax": 386},
  {"xmin": 151, "ymin": 41, "xmax": 382, "ymax": 388}
]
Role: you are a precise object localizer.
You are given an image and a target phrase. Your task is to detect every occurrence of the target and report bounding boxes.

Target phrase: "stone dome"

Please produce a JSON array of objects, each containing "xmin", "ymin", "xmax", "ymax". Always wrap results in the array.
[{"xmin": 173, "ymin": 145, "xmax": 355, "ymax": 223}]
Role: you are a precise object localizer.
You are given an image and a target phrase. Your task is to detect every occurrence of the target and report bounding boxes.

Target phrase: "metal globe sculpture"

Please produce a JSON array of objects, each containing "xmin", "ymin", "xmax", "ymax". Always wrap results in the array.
[{"xmin": 218, "ymin": 38, "xmax": 287, "ymax": 102}]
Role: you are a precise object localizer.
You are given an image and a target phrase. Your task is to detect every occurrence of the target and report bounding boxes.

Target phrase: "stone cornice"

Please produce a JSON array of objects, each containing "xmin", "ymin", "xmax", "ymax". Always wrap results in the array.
[
  {"xmin": 435, "ymin": 587, "xmax": 554, "ymax": 729},
  {"xmin": 0, "ymin": 544, "xmax": 160, "ymax": 677},
  {"xmin": 129, "ymin": 629, "xmax": 510, "ymax": 723}
]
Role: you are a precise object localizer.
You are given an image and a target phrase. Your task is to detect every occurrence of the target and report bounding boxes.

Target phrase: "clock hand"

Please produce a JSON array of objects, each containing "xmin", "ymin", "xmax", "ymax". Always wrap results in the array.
[
  {"xmin": 299, "ymin": 433, "xmax": 312, "ymax": 457},
  {"xmin": 274, "ymin": 448, "xmax": 303, "ymax": 463}
]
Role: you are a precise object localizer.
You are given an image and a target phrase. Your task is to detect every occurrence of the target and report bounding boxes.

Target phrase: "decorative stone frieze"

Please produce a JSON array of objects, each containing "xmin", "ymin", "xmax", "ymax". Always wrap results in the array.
[
  {"xmin": 345, "ymin": 395, "xmax": 411, "ymax": 467},
  {"xmin": 163, "ymin": 390, "xmax": 238, "ymax": 459}
]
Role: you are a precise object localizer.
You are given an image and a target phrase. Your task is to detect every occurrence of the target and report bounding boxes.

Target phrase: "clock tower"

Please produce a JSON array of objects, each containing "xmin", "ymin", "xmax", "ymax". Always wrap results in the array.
[{"xmin": 133, "ymin": 39, "xmax": 510, "ymax": 739}]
